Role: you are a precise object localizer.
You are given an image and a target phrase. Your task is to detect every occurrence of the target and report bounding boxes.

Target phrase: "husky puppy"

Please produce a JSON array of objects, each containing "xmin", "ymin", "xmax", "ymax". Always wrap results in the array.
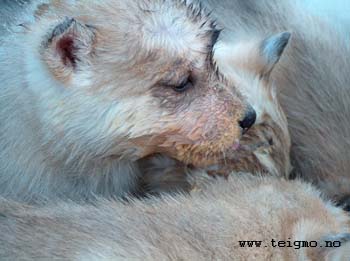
[
  {"xmin": 0, "ymin": 0, "xmax": 257, "ymax": 203},
  {"xmin": 2, "ymin": 12, "xmax": 348, "ymax": 259},
  {"xmin": 199, "ymin": 0, "xmax": 350, "ymax": 204}
]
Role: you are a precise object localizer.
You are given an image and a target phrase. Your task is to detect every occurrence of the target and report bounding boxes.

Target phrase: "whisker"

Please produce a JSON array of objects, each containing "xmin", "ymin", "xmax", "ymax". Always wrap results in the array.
[{"xmin": 221, "ymin": 147, "xmax": 227, "ymax": 166}]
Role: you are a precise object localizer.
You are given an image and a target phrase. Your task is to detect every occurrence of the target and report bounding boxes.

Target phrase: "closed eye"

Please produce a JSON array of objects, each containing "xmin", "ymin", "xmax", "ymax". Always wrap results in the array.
[{"xmin": 171, "ymin": 76, "xmax": 193, "ymax": 93}]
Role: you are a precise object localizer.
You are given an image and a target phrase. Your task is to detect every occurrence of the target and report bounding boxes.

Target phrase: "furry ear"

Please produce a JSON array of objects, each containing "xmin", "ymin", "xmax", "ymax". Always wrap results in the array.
[
  {"xmin": 259, "ymin": 32, "xmax": 291, "ymax": 77},
  {"xmin": 42, "ymin": 17, "xmax": 96, "ymax": 81},
  {"xmin": 214, "ymin": 32, "xmax": 291, "ymax": 79}
]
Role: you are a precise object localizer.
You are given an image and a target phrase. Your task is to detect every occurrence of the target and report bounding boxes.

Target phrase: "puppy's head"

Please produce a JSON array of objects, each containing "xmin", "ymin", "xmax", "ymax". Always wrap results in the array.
[
  {"xmin": 211, "ymin": 32, "xmax": 292, "ymax": 177},
  {"xmin": 25, "ymin": 0, "xmax": 253, "ymax": 167}
]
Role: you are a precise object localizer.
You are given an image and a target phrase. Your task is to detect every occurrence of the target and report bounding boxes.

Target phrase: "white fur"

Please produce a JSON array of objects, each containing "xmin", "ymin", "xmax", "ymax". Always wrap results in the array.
[
  {"xmin": 141, "ymin": 3, "xmax": 207, "ymax": 57},
  {"xmin": 0, "ymin": 16, "xmax": 144, "ymax": 202},
  {"xmin": 0, "ymin": 0, "xmax": 241, "ymax": 203}
]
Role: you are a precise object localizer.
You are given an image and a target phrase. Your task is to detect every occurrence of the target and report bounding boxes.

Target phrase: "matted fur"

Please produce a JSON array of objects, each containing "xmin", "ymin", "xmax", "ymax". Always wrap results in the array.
[{"xmin": 140, "ymin": 30, "xmax": 292, "ymax": 195}]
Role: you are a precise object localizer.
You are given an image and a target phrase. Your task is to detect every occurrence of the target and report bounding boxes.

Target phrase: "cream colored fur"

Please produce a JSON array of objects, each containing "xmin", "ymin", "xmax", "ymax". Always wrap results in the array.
[
  {"xmin": 200, "ymin": 0, "xmax": 350, "ymax": 204},
  {"xmin": 1, "ymin": 3, "xmax": 349, "ymax": 260},
  {"xmin": 140, "ymin": 31, "xmax": 292, "ymax": 195},
  {"xmin": 1, "ymin": 175, "xmax": 350, "ymax": 260},
  {"xmin": 0, "ymin": 0, "xmax": 252, "ymax": 203}
]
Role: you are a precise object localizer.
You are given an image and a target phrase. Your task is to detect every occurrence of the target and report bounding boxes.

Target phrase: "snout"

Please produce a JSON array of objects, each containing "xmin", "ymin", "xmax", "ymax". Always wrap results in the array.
[
  {"xmin": 239, "ymin": 106, "xmax": 256, "ymax": 133},
  {"xmin": 136, "ymin": 86, "xmax": 256, "ymax": 167}
]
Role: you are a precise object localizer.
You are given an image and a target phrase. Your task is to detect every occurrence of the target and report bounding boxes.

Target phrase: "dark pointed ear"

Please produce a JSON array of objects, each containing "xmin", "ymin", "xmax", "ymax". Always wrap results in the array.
[
  {"xmin": 259, "ymin": 32, "xmax": 291, "ymax": 77},
  {"xmin": 214, "ymin": 32, "xmax": 291, "ymax": 80},
  {"xmin": 312, "ymin": 233, "xmax": 350, "ymax": 260},
  {"xmin": 42, "ymin": 17, "xmax": 96, "ymax": 81}
]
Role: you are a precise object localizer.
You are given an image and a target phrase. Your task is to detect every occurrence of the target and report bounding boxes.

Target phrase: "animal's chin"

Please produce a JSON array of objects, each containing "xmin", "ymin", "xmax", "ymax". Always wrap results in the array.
[{"xmin": 169, "ymin": 139, "xmax": 243, "ymax": 168}]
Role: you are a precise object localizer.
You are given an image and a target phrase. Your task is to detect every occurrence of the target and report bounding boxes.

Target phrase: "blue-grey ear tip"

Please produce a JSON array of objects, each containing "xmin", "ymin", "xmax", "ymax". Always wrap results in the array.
[
  {"xmin": 274, "ymin": 32, "xmax": 291, "ymax": 55},
  {"xmin": 281, "ymin": 31, "xmax": 292, "ymax": 37},
  {"xmin": 280, "ymin": 32, "xmax": 292, "ymax": 42}
]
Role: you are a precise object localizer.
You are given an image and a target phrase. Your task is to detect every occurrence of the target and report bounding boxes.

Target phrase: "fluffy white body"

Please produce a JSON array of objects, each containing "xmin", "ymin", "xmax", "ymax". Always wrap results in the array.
[{"xmin": 1, "ymin": 175, "xmax": 350, "ymax": 260}]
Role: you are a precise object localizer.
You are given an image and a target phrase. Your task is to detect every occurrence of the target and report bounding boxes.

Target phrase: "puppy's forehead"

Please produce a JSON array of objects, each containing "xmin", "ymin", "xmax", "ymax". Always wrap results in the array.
[{"xmin": 139, "ymin": 1, "xmax": 218, "ymax": 58}]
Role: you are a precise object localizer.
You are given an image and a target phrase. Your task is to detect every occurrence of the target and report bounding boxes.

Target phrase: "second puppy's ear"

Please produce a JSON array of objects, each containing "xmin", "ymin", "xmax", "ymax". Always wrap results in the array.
[
  {"xmin": 42, "ymin": 17, "xmax": 96, "ymax": 82},
  {"xmin": 214, "ymin": 32, "xmax": 291, "ymax": 79},
  {"xmin": 259, "ymin": 32, "xmax": 291, "ymax": 77}
]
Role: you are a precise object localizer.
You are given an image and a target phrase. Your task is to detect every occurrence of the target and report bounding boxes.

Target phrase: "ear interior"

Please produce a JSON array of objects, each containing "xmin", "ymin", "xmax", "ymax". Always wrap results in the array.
[
  {"xmin": 56, "ymin": 31, "xmax": 78, "ymax": 67},
  {"xmin": 43, "ymin": 17, "xmax": 96, "ymax": 79}
]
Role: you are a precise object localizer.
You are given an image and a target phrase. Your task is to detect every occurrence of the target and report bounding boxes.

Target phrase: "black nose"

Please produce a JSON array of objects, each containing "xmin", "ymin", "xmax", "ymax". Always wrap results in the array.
[{"xmin": 239, "ymin": 107, "xmax": 256, "ymax": 133}]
